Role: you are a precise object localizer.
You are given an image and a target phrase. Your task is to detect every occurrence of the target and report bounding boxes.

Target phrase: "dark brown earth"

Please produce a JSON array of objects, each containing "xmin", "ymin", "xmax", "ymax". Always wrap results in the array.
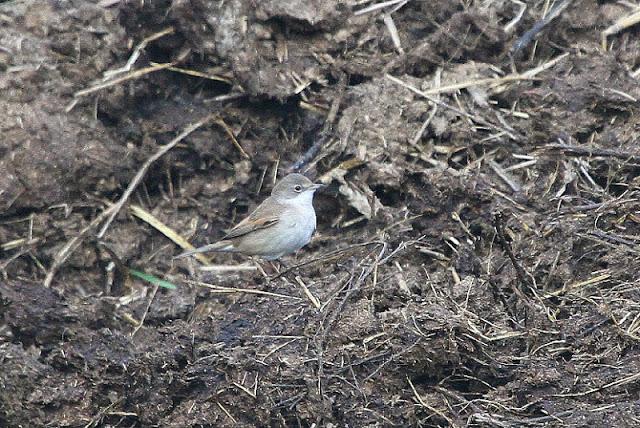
[{"xmin": 3, "ymin": 0, "xmax": 640, "ymax": 426}]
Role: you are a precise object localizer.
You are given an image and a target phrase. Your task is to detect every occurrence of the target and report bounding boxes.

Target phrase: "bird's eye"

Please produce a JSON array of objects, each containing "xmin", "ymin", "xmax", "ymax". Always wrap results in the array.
[{"xmin": 294, "ymin": 185, "xmax": 302, "ymax": 192}]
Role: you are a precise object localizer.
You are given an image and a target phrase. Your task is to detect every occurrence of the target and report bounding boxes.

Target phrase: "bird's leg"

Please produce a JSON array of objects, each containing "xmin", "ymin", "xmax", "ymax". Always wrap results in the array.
[
  {"xmin": 268, "ymin": 261, "xmax": 282, "ymax": 274},
  {"xmin": 252, "ymin": 258, "xmax": 270, "ymax": 279},
  {"xmin": 252, "ymin": 259, "xmax": 285, "ymax": 283},
  {"xmin": 271, "ymin": 258, "xmax": 294, "ymax": 276}
]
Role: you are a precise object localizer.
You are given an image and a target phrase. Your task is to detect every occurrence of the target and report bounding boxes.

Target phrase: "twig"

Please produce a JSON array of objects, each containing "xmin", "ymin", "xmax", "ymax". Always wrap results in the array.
[
  {"xmin": 518, "ymin": 52, "xmax": 570, "ymax": 78},
  {"xmin": 544, "ymin": 143, "xmax": 640, "ymax": 162},
  {"xmin": 385, "ymin": 74, "xmax": 524, "ymax": 141},
  {"xmin": 98, "ymin": 0, "xmax": 122, "ymax": 7},
  {"xmin": 408, "ymin": 377, "xmax": 458, "ymax": 427},
  {"xmin": 493, "ymin": 213, "xmax": 533, "ymax": 303},
  {"xmin": 363, "ymin": 339, "xmax": 419, "ymax": 382},
  {"xmin": 74, "ymin": 62, "xmax": 175, "ymax": 98},
  {"xmin": 44, "ymin": 205, "xmax": 116, "ymax": 288},
  {"xmin": 233, "ymin": 381, "xmax": 257, "ymax": 399},
  {"xmin": 510, "ymin": 0, "xmax": 573, "ymax": 57},
  {"xmin": 602, "ymin": 8, "xmax": 640, "ymax": 50},
  {"xmin": 504, "ymin": 0, "xmax": 526, "ymax": 33},
  {"xmin": 410, "ymin": 103, "xmax": 438, "ymax": 147},
  {"xmin": 216, "ymin": 402, "xmax": 237, "ymax": 424},
  {"xmin": 83, "ymin": 398, "xmax": 124, "ymax": 428},
  {"xmin": 198, "ymin": 264, "xmax": 257, "ymax": 273},
  {"xmin": 214, "ymin": 118, "xmax": 250, "ymax": 159},
  {"xmin": 203, "ymin": 92, "xmax": 247, "ymax": 104},
  {"xmin": 270, "ymin": 241, "xmax": 384, "ymax": 280},
  {"xmin": 131, "ymin": 284, "xmax": 158, "ymax": 337},
  {"xmin": 471, "ymin": 410, "xmax": 574, "ymax": 426},
  {"xmin": 189, "ymin": 280, "xmax": 302, "ymax": 300},
  {"xmin": 417, "ymin": 74, "xmax": 533, "ymax": 96},
  {"xmin": 433, "ymin": 386, "xmax": 483, "ymax": 414},
  {"xmin": 354, "ymin": 0, "xmax": 407, "ymax": 16},
  {"xmin": 289, "ymin": 74, "xmax": 346, "ymax": 173},
  {"xmin": 410, "ymin": 69, "xmax": 440, "ymax": 147},
  {"xmin": 150, "ymin": 63, "xmax": 232, "ymax": 84},
  {"xmin": 295, "ymin": 275, "xmax": 321, "ymax": 309},
  {"xmin": 97, "ymin": 115, "xmax": 216, "ymax": 239},
  {"xmin": 130, "ymin": 205, "xmax": 212, "ymax": 265},
  {"xmin": 489, "ymin": 160, "xmax": 522, "ymax": 192},
  {"xmin": 258, "ymin": 338, "xmax": 300, "ymax": 363},
  {"xmin": 553, "ymin": 371, "xmax": 640, "ymax": 397},
  {"xmin": 383, "ymin": 13, "xmax": 403, "ymax": 54},
  {"xmin": 589, "ymin": 229, "xmax": 639, "ymax": 247},
  {"xmin": 314, "ymin": 242, "xmax": 394, "ymax": 397},
  {"xmin": 289, "ymin": 134, "xmax": 332, "ymax": 174},
  {"xmin": 103, "ymin": 27, "xmax": 175, "ymax": 79}
]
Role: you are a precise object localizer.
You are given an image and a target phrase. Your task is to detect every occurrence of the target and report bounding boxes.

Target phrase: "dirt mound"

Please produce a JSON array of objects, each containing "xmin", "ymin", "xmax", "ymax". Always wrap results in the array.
[{"xmin": 3, "ymin": 0, "xmax": 640, "ymax": 426}]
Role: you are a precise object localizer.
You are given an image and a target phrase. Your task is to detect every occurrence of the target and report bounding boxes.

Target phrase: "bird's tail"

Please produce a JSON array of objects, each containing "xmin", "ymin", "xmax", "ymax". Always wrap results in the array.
[{"xmin": 173, "ymin": 240, "xmax": 235, "ymax": 259}]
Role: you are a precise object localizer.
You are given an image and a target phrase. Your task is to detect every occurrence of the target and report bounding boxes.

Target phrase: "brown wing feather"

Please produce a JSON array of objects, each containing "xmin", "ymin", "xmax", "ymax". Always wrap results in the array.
[{"xmin": 222, "ymin": 197, "xmax": 281, "ymax": 240}]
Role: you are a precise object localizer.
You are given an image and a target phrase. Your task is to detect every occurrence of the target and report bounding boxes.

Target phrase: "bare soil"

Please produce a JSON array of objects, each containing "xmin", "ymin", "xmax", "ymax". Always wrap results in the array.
[{"xmin": 2, "ymin": 0, "xmax": 640, "ymax": 426}]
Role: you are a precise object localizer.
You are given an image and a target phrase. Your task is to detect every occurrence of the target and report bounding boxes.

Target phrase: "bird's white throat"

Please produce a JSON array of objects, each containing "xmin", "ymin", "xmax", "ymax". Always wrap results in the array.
[{"xmin": 282, "ymin": 190, "xmax": 316, "ymax": 208}]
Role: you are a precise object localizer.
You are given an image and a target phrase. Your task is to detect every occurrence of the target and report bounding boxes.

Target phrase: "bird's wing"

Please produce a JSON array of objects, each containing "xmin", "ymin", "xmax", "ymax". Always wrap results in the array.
[{"xmin": 222, "ymin": 198, "xmax": 281, "ymax": 239}]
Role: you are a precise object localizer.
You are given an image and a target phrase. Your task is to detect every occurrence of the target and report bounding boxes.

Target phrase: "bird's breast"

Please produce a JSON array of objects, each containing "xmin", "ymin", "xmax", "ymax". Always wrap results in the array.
[{"xmin": 283, "ymin": 204, "xmax": 316, "ymax": 244}]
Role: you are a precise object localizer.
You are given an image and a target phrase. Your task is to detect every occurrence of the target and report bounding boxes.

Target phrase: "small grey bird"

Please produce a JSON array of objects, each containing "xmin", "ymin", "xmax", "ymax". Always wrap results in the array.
[{"xmin": 175, "ymin": 173, "xmax": 323, "ymax": 260}]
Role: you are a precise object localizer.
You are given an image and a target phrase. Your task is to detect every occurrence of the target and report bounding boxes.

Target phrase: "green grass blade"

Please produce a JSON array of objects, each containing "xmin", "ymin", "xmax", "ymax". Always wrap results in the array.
[{"xmin": 129, "ymin": 269, "xmax": 177, "ymax": 290}]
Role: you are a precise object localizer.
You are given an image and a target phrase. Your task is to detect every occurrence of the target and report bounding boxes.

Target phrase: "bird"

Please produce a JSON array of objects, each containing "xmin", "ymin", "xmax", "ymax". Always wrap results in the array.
[{"xmin": 175, "ymin": 173, "xmax": 324, "ymax": 261}]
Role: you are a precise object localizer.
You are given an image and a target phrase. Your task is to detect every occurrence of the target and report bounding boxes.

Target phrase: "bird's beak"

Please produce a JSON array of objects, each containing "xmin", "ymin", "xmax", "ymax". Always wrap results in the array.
[{"xmin": 309, "ymin": 183, "xmax": 325, "ymax": 191}]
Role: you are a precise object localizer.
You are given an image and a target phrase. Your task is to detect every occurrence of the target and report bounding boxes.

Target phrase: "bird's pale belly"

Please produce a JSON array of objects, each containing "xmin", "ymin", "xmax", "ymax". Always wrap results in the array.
[{"xmin": 235, "ymin": 208, "xmax": 316, "ymax": 259}]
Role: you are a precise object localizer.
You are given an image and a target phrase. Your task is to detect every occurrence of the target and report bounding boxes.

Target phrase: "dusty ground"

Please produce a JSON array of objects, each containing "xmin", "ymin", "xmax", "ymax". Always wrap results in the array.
[{"xmin": 2, "ymin": 0, "xmax": 640, "ymax": 426}]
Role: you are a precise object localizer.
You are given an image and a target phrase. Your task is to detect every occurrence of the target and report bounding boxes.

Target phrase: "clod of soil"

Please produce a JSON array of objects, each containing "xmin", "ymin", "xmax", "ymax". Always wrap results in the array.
[{"xmin": 3, "ymin": 0, "xmax": 640, "ymax": 426}]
